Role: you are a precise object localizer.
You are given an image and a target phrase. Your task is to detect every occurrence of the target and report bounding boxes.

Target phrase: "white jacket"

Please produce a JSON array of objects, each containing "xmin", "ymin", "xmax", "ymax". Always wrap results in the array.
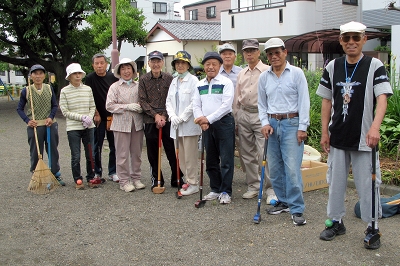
[{"xmin": 166, "ymin": 73, "xmax": 201, "ymax": 139}]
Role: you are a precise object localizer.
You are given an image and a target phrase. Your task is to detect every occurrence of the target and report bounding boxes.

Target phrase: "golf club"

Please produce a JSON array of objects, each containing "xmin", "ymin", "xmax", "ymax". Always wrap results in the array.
[
  {"xmin": 153, "ymin": 127, "xmax": 166, "ymax": 194},
  {"xmin": 253, "ymin": 138, "xmax": 268, "ymax": 224},
  {"xmin": 364, "ymin": 145, "xmax": 381, "ymax": 246},
  {"xmin": 175, "ymin": 129, "xmax": 182, "ymax": 199},
  {"xmin": 195, "ymin": 131, "xmax": 206, "ymax": 208}
]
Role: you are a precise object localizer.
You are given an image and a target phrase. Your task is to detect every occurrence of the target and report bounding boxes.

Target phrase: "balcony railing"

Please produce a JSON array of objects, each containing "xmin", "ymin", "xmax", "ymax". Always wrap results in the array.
[{"xmin": 228, "ymin": 0, "xmax": 315, "ymax": 14}]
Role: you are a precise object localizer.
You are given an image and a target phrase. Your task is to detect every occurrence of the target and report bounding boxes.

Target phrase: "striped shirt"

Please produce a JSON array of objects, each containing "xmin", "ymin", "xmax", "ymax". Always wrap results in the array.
[
  {"xmin": 138, "ymin": 71, "xmax": 173, "ymax": 123},
  {"xmin": 59, "ymin": 83, "xmax": 96, "ymax": 131}
]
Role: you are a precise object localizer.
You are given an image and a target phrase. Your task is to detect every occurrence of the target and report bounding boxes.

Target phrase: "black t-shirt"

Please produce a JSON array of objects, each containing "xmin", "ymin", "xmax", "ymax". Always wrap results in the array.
[{"xmin": 85, "ymin": 72, "xmax": 118, "ymax": 121}]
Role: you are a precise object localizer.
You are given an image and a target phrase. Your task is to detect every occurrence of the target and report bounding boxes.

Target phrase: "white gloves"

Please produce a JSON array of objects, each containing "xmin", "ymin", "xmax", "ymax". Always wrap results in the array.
[
  {"xmin": 81, "ymin": 115, "xmax": 93, "ymax": 128},
  {"xmin": 170, "ymin": 115, "xmax": 184, "ymax": 130},
  {"xmin": 126, "ymin": 103, "xmax": 143, "ymax": 113}
]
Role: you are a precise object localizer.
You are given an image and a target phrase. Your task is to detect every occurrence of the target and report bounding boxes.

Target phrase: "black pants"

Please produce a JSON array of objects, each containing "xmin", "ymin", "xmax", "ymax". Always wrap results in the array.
[{"xmin": 144, "ymin": 122, "xmax": 183, "ymax": 184}]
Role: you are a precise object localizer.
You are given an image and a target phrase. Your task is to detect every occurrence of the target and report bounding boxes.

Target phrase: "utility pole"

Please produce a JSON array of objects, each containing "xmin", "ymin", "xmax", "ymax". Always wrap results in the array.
[{"xmin": 111, "ymin": 0, "xmax": 119, "ymax": 69}]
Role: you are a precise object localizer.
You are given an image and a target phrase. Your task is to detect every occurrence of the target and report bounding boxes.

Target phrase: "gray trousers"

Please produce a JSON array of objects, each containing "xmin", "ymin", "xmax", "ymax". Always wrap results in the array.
[
  {"xmin": 327, "ymin": 147, "xmax": 382, "ymax": 223},
  {"xmin": 27, "ymin": 123, "xmax": 60, "ymax": 174}
]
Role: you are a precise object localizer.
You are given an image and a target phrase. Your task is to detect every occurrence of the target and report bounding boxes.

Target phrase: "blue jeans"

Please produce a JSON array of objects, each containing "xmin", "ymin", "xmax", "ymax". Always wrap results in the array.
[
  {"xmin": 203, "ymin": 114, "xmax": 235, "ymax": 196},
  {"xmin": 94, "ymin": 121, "xmax": 116, "ymax": 176},
  {"xmin": 267, "ymin": 117, "xmax": 305, "ymax": 214},
  {"xmin": 67, "ymin": 128, "xmax": 95, "ymax": 182}
]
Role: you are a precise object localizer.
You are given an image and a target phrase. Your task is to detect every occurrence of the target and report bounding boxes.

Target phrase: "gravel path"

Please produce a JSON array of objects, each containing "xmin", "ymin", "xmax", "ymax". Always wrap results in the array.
[{"xmin": 1, "ymin": 96, "xmax": 399, "ymax": 266}]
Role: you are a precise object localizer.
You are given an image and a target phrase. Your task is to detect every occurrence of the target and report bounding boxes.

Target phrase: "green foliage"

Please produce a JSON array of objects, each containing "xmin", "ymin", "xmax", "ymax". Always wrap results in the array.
[{"xmin": 374, "ymin": 45, "xmax": 391, "ymax": 53}]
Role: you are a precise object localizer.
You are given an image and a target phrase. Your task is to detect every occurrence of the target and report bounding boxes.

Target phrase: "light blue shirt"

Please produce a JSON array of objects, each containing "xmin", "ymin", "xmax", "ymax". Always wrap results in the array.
[
  {"xmin": 258, "ymin": 62, "xmax": 310, "ymax": 131},
  {"xmin": 219, "ymin": 65, "xmax": 243, "ymax": 88},
  {"xmin": 193, "ymin": 74, "xmax": 234, "ymax": 124}
]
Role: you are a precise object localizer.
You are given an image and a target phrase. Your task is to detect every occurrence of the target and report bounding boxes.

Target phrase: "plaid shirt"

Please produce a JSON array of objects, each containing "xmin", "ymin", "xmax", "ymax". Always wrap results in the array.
[{"xmin": 139, "ymin": 71, "xmax": 173, "ymax": 123}]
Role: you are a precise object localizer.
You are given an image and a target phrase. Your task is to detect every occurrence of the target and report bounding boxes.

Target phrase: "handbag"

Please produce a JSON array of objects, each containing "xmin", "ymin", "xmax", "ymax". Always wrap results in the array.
[{"xmin": 106, "ymin": 115, "xmax": 113, "ymax": 131}]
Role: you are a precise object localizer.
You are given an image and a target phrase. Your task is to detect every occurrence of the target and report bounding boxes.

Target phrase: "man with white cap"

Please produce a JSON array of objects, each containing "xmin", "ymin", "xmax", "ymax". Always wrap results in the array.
[
  {"xmin": 59, "ymin": 63, "xmax": 97, "ymax": 189},
  {"xmin": 193, "ymin": 51, "xmax": 235, "ymax": 204},
  {"xmin": 317, "ymin": 21, "xmax": 392, "ymax": 249},
  {"xmin": 234, "ymin": 39, "xmax": 277, "ymax": 202},
  {"xmin": 258, "ymin": 37, "xmax": 310, "ymax": 225},
  {"xmin": 218, "ymin": 42, "xmax": 243, "ymax": 88}
]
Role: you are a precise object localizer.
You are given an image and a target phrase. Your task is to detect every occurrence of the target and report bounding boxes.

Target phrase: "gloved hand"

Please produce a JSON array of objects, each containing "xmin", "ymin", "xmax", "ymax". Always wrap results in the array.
[
  {"xmin": 170, "ymin": 115, "xmax": 183, "ymax": 130},
  {"xmin": 126, "ymin": 103, "xmax": 143, "ymax": 113},
  {"xmin": 81, "ymin": 115, "xmax": 93, "ymax": 128}
]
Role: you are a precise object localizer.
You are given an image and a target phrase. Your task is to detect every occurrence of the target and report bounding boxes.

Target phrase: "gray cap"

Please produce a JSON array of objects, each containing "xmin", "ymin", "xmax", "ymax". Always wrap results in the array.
[
  {"xmin": 148, "ymin": 50, "xmax": 164, "ymax": 60},
  {"xmin": 242, "ymin": 39, "xmax": 259, "ymax": 50},
  {"xmin": 218, "ymin": 43, "xmax": 236, "ymax": 54},
  {"xmin": 201, "ymin": 52, "xmax": 223, "ymax": 65},
  {"xmin": 30, "ymin": 64, "xmax": 46, "ymax": 74}
]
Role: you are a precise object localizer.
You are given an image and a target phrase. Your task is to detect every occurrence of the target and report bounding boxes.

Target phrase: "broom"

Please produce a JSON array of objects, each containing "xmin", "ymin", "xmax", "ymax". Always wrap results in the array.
[{"xmin": 27, "ymin": 76, "xmax": 60, "ymax": 194}]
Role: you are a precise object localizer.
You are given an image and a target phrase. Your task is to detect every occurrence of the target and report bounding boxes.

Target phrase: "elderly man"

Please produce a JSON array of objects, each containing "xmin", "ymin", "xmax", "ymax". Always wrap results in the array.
[
  {"xmin": 218, "ymin": 42, "xmax": 243, "ymax": 88},
  {"xmin": 317, "ymin": 21, "xmax": 392, "ymax": 250},
  {"xmin": 258, "ymin": 38, "xmax": 310, "ymax": 225},
  {"xmin": 234, "ymin": 39, "xmax": 277, "ymax": 203},
  {"xmin": 139, "ymin": 50, "xmax": 184, "ymax": 191},
  {"xmin": 193, "ymin": 51, "xmax": 235, "ymax": 204},
  {"xmin": 85, "ymin": 54, "xmax": 119, "ymax": 183}
]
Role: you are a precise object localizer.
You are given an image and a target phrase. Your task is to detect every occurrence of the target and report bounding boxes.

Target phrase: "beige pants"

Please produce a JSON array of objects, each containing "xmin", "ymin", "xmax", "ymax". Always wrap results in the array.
[
  {"xmin": 176, "ymin": 135, "xmax": 199, "ymax": 185},
  {"xmin": 237, "ymin": 108, "xmax": 272, "ymax": 191},
  {"xmin": 114, "ymin": 123, "xmax": 144, "ymax": 186}
]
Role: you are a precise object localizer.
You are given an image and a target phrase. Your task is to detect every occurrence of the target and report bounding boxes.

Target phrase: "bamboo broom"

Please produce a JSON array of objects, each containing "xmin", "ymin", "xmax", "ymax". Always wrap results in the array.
[{"xmin": 27, "ymin": 76, "xmax": 60, "ymax": 194}]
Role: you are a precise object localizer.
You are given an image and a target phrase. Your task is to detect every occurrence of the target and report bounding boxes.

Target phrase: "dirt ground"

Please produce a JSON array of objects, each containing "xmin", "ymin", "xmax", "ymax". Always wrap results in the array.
[{"xmin": 1, "ymin": 96, "xmax": 400, "ymax": 266}]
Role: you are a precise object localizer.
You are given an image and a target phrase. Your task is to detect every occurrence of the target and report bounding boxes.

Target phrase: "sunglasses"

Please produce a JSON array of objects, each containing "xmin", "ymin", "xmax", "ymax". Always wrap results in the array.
[{"xmin": 341, "ymin": 35, "xmax": 364, "ymax": 42}]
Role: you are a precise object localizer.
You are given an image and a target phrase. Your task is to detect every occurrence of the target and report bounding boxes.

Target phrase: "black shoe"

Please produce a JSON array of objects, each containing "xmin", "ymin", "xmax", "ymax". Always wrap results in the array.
[
  {"xmin": 151, "ymin": 176, "xmax": 164, "ymax": 191},
  {"xmin": 364, "ymin": 226, "xmax": 381, "ymax": 250},
  {"xmin": 320, "ymin": 220, "xmax": 346, "ymax": 241},
  {"xmin": 171, "ymin": 179, "xmax": 185, "ymax": 188},
  {"xmin": 267, "ymin": 202, "xmax": 289, "ymax": 215},
  {"xmin": 292, "ymin": 213, "xmax": 307, "ymax": 225}
]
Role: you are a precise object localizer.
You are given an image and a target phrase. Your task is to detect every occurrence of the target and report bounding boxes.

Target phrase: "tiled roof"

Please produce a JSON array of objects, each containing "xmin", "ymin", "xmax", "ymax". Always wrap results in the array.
[{"xmin": 149, "ymin": 20, "xmax": 221, "ymax": 41}]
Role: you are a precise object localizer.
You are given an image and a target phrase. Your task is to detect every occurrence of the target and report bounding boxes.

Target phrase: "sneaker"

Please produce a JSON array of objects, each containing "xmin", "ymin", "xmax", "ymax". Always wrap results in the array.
[
  {"xmin": 55, "ymin": 177, "xmax": 66, "ymax": 186},
  {"xmin": 292, "ymin": 213, "xmax": 307, "ymax": 225},
  {"xmin": 87, "ymin": 182, "xmax": 99, "ymax": 189},
  {"xmin": 75, "ymin": 180, "xmax": 85, "ymax": 190},
  {"xmin": 181, "ymin": 183, "xmax": 190, "ymax": 190},
  {"xmin": 180, "ymin": 184, "xmax": 199, "ymax": 196},
  {"xmin": 320, "ymin": 220, "xmax": 346, "ymax": 241},
  {"xmin": 242, "ymin": 190, "xmax": 258, "ymax": 199},
  {"xmin": 133, "ymin": 180, "xmax": 146, "ymax": 189},
  {"xmin": 364, "ymin": 226, "xmax": 381, "ymax": 250},
  {"xmin": 120, "ymin": 182, "xmax": 135, "ymax": 192},
  {"xmin": 218, "ymin": 192, "xmax": 231, "ymax": 204},
  {"xmin": 109, "ymin": 174, "xmax": 120, "ymax": 182},
  {"xmin": 265, "ymin": 188, "xmax": 278, "ymax": 205},
  {"xmin": 203, "ymin": 192, "xmax": 221, "ymax": 201},
  {"xmin": 267, "ymin": 202, "xmax": 290, "ymax": 215}
]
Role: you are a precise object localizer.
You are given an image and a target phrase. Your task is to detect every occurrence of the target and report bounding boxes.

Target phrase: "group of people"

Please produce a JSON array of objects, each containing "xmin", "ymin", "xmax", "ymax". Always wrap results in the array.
[{"xmin": 17, "ymin": 21, "xmax": 392, "ymax": 250}]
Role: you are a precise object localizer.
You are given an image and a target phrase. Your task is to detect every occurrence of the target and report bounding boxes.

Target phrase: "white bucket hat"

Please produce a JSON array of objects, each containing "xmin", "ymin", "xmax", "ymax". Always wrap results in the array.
[
  {"xmin": 65, "ymin": 63, "xmax": 86, "ymax": 80},
  {"xmin": 113, "ymin": 58, "xmax": 138, "ymax": 79}
]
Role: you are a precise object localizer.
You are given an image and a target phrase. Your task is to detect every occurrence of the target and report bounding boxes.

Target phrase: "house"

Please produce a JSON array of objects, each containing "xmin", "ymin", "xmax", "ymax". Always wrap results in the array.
[
  {"xmin": 219, "ymin": 0, "xmax": 399, "ymax": 71},
  {"xmin": 145, "ymin": 19, "xmax": 222, "ymax": 73},
  {"xmin": 182, "ymin": 0, "xmax": 230, "ymax": 21}
]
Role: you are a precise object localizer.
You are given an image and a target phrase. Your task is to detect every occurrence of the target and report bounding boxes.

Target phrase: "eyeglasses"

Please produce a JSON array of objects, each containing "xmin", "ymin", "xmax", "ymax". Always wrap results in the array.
[
  {"xmin": 266, "ymin": 50, "xmax": 283, "ymax": 57},
  {"xmin": 340, "ymin": 35, "xmax": 364, "ymax": 42}
]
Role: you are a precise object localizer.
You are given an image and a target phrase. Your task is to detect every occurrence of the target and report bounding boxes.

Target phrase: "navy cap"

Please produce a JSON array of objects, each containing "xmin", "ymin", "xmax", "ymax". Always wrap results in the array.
[
  {"xmin": 148, "ymin": 50, "xmax": 164, "ymax": 60},
  {"xmin": 30, "ymin": 64, "xmax": 46, "ymax": 74},
  {"xmin": 201, "ymin": 52, "xmax": 223, "ymax": 65}
]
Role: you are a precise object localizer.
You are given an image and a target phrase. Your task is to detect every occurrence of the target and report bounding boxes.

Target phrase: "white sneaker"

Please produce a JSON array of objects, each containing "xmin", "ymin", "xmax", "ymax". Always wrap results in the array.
[
  {"xmin": 109, "ymin": 174, "xmax": 120, "ymax": 182},
  {"xmin": 242, "ymin": 190, "xmax": 258, "ymax": 199},
  {"xmin": 120, "ymin": 183, "xmax": 135, "ymax": 192},
  {"xmin": 133, "ymin": 180, "xmax": 146, "ymax": 189},
  {"xmin": 266, "ymin": 187, "xmax": 278, "ymax": 205},
  {"xmin": 203, "ymin": 192, "xmax": 220, "ymax": 201},
  {"xmin": 180, "ymin": 185, "xmax": 199, "ymax": 196},
  {"xmin": 218, "ymin": 192, "xmax": 231, "ymax": 204}
]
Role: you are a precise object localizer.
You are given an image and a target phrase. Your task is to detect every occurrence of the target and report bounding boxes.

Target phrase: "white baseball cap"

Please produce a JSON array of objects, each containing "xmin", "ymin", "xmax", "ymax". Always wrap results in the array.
[
  {"xmin": 218, "ymin": 43, "xmax": 236, "ymax": 54},
  {"xmin": 340, "ymin": 21, "xmax": 366, "ymax": 35},
  {"xmin": 264, "ymin": 38, "xmax": 285, "ymax": 51},
  {"xmin": 65, "ymin": 63, "xmax": 86, "ymax": 80}
]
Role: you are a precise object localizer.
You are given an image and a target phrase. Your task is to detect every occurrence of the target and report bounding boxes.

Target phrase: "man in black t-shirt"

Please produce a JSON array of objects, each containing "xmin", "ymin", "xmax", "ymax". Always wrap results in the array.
[{"xmin": 85, "ymin": 54, "xmax": 119, "ymax": 182}]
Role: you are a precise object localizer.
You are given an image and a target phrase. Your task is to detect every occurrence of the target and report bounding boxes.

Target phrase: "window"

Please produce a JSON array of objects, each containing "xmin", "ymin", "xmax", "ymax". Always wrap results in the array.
[
  {"xmin": 15, "ymin": 70, "xmax": 23, "ymax": 76},
  {"xmin": 153, "ymin": 2, "xmax": 167, "ymax": 13},
  {"xmin": 0, "ymin": 71, "xmax": 5, "ymax": 76},
  {"xmin": 343, "ymin": 0, "xmax": 357, "ymax": 5},
  {"xmin": 189, "ymin": 9, "xmax": 198, "ymax": 20},
  {"xmin": 130, "ymin": 0, "xmax": 137, "ymax": 8},
  {"xmin": 206, "ymin": 6, "xmax": 216, "ymax": 18}
]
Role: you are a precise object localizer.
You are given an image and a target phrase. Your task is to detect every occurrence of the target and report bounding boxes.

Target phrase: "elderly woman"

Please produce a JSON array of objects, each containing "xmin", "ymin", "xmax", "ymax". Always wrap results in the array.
[
  {"xmin": 166, "ymin": 51, "xmax": 201, "ymax": 196},
  {"xmin": 106, "ymin": 58, "xmax": 144, "ymax": 192}
]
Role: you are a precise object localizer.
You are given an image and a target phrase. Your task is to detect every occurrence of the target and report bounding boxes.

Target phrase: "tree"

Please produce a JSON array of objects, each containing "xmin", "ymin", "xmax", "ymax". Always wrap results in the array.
[
  {"xmin": 388, "ymin": 1, "xmax": 400, "ymax": 11},
  {"xmin": 0, "ymin": 0, "xmax": 147, "ymax": 96}
]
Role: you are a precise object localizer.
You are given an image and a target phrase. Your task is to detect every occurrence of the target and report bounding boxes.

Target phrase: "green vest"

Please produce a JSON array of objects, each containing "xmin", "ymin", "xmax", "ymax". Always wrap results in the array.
[{"xmin": 26, "ymin": 84, "xmax": 53, "ymax": 121}]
